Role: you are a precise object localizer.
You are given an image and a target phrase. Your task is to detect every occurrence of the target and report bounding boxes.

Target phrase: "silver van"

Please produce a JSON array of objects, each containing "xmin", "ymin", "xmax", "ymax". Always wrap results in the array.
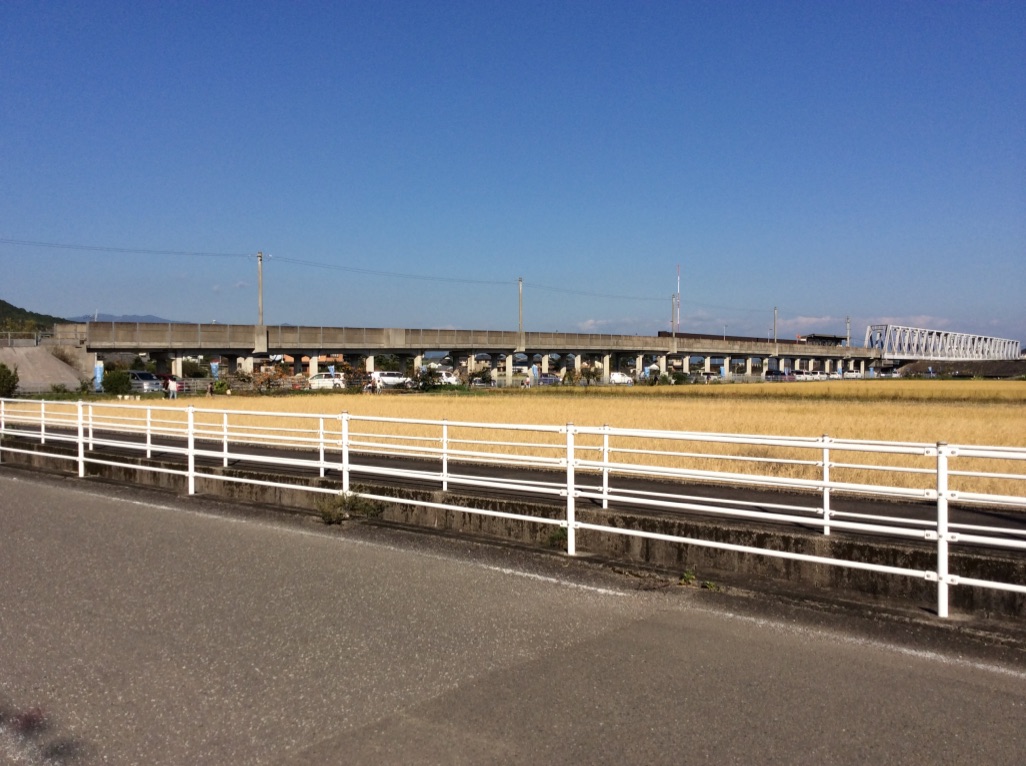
[{"xmin": 127, "ymin": 371, "xmax": 163, "ymax": 393}]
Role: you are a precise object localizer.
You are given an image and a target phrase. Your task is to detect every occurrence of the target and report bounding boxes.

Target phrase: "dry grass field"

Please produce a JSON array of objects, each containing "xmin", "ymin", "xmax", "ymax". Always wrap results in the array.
[
  {"xmin": 179, "ymin": 379, "xmax": 1025, "ymax": 498},
  {"xmin": 197, "ymin": 379, "xmax": 1025, "ymax": 445}
]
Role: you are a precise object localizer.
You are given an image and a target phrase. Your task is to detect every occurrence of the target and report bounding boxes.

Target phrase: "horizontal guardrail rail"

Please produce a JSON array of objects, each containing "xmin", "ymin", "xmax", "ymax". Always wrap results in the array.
[{"xmin": 1, "ymin": 398, "xmax": 1024, "ymax": 619}]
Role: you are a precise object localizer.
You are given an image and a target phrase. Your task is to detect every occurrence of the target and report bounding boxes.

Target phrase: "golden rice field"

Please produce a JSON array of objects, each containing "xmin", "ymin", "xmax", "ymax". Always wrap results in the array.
[
  {"xmin": 200, "ymin": 379, "xmax": 1024, "ymax": 445},
  {"xmin": 13, "ymin": 380, "xmax": 1026, "ymax": 500}
]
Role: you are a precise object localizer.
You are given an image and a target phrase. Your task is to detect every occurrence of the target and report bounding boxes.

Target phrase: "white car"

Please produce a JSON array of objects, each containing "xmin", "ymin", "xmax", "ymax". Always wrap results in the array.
[
  {"xmin": 608, "ymin": 371, "xmax": 634, "ymax": 385},
  {"xmin": 370, "ymin": 370, "xmax": 412, "ymax": 388},
  {"xmin": 436, "ymin": 371, "xmax": 460, "ymax": 386},
  {"xmin": 308, "ymin": 372, "xmax": 346, "ymax": 389}
]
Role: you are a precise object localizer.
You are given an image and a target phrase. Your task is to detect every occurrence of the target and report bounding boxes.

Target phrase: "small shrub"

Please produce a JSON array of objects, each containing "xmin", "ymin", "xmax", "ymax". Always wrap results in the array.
[
  {"xmin": 0, "ymin": 363, "xmax": 19, "ymax": 398},
  {"xmin": 316, "ymin": 492, "xmax": 385, "ymax": 524},
  {"xmin": 183, "ymin": 359, "xmax": 208, "ymax": 378},
  {"xmin": 546, "ymin": 527, "xmax": 569, "ymax": 549},
  {"xmin": 679, "ymin": 569, "xmax": 697, "ymax": 586},
  {"xmin": 102, "ymin": 369, "xmax": 132, "ymax": 395},
  {"xmin": 49, "ymin": 346, "xmax": 76, "ymax": 366}
]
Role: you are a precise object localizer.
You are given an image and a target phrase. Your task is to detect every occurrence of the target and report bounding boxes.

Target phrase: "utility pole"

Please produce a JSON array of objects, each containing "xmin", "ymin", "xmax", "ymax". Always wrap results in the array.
[
  {"xmin": 518, "ymin": 277, "xmax": 523, "ymax": 336},
  {"xmin": 773, "ymin": 306, "xmax": 777, "ymax": 344},
  {"xmin": 675, "ymin": 264, "xmax": 681, "ymax": 336},
  {"xmin": 257, "ymin": 251, "xmax": 264, "ymax": 326},
  {"xmin": 846, "ymin": 315, "xmax": 851, "ymax": 347}
]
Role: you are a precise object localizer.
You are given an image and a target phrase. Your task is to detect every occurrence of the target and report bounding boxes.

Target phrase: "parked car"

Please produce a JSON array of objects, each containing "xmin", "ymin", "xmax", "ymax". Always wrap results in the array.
[
  {"xmin": 537, "ymin": 373, "xmax": 561, "ymax": 386},
  {"xmin": 127, "ymin": 370, "xmax": 163, "ymax": 393},
  {"xmin": 370, "ymin": 370, "xmax": 412, "ymax": 388},
  {"xmin": 608, "ymin": 371, "xmax": 634, "ymax": 386},
  {"xmin": 420, "ymin": 369, "xmax": 461, "ymax": 385},
  {"xmin": 436, "ymin": 371, "xmax": 460, "ymax": 386},
  {"xmin": 764, "ymin": 370, "xmax": 795, "ymax": 382},
  {"xmin": 308, "ymin": 372, "xmax": 346, "ymax": 390}
]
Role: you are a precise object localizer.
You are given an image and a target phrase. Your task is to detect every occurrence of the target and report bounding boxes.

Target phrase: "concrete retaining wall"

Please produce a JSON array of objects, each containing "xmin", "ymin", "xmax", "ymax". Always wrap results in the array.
[{"xmin": 3, "ymin": 438, "xmax": 1023, "ymax": 618}]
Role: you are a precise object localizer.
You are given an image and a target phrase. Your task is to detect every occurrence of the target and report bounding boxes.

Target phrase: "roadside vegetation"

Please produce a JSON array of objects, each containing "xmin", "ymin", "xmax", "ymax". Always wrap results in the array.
[{"xmin": 0, "ymin": 363, "xmax": 19, "ymax": 398}]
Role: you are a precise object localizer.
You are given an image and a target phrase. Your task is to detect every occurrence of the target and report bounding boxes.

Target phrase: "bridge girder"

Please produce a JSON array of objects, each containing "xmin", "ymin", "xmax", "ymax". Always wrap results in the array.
[{"xmin": 865, "ymin": 324, "xmax": 1021, "ymax": 361}]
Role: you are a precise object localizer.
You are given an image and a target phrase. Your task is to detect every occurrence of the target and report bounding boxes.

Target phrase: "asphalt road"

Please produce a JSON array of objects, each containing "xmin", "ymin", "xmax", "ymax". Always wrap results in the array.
[{"xmin": 1, "ymin": 471, "xmax": 1024, "ymax": 765}]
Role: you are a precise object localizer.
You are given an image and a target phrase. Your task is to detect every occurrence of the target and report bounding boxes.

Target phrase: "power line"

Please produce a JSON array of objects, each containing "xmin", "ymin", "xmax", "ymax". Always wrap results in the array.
[
  {"xmin": 525, "ymin": 281, "xmax": 665, "ymax": 302},
  {"xmin": 0, "ymin": 238, "xmax": 252, "ymax": 258},
  {"xmin": 270, "ymin": 255, "xmax": 513, "ymax": 287},
  {"xmin": 2, "ymin": 234, "xmax": 689, "ymax": 303}
]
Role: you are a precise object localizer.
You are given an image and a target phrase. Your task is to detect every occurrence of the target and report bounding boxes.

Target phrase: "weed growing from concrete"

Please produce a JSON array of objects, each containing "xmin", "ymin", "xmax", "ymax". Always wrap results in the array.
[{"xmin": 316, "ymin": 492, "xmax": 385, "ymax": 524}]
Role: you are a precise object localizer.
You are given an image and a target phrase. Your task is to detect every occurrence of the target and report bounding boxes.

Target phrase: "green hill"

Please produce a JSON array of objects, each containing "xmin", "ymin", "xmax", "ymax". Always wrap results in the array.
[{"xmin": 0, "ymin": 298, "xmax": 67, "ymax": 331}]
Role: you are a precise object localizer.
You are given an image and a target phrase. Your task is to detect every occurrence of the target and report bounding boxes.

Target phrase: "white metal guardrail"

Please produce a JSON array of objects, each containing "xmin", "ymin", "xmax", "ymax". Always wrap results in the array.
[{"xmin": 1, "ymin": 398, "xmax": 1024, "ymax": 618}]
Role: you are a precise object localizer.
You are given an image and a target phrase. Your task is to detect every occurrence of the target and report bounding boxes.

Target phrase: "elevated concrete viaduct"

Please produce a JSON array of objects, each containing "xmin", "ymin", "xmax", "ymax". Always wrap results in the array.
[{"xmin": 53, "ymin": 322, "xmax": 885, "ymax": 383}]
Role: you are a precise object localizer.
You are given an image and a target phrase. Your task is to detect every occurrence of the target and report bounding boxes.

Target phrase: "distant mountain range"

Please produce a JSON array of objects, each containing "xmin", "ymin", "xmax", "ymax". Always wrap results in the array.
[
  {"xmin": 66, "ymin": 313, "xmax": 178, "ymax": 323},
  {"xmin": 1, "ymin": 299, "xmax": 180, "ymax": 329}
]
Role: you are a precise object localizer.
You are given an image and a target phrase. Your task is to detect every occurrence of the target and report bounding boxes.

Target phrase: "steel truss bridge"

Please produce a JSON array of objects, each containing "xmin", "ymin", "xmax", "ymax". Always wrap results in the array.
[{"xmin": 865, "ymin": 325, "xmax": 1022, "ymax": 361}]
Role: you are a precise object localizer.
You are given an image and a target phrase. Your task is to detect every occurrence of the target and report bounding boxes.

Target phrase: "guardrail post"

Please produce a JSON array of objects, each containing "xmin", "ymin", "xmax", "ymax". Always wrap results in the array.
[
  {"xmin": 187, "ymin": 405, "xmax": 196, "ymax": 495},
  {"xmin": 0, "ymin": 399, "xmax": 5, "ymax": 464},
  {"xmin": 318, "ymin": 417, "xmax": 326, "ymax": 478},
  {"xmin": 821, "ymin": 435, "xmax": 831, "ymax": 536},
  {"xmin": 341, "ymin": 412, "xmax": 350, "ymax": 493},
  {"xmin": 146, "ymin": 407, "xmax": 153, "ymax": 459},
  {"xmin": 88, "ymin": 404, "xmax": 94, "ymax": 451},
  {"xmin": 77, "ymin": 400, "xmax": 85, "ymax": 477},
  {"xmin": 222, "ymin": 412, "xmax": 229, "ymax": 467},
  {"xmin": 566, "ymin": 423, "xmax": 577, "ymax": 556},
  {"xmin": 40, "ymin": 400, "xmax": 46, "ymax": 445},
  {"xmin": 601, "ymin": 425, "xmax": 610, "ymax": 510},
  {"xmin": 936, "ymin": 443, "xmax": 950, "ymax": 618},
  {"xmin": 442, "ymin": 420, "xmax": 449, "ymax": 493}
]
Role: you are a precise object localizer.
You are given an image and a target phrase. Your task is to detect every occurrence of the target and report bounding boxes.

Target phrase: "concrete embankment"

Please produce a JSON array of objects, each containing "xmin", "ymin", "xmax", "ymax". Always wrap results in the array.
[{"xmin": 3, "ymin": 436, "xmax": 1023, "ymax": 619}]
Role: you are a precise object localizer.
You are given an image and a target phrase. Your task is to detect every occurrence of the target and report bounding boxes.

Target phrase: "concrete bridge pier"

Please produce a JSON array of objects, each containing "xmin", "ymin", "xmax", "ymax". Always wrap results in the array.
[
  {"xmin": 151, "ymin": 353, "xmax": 172, "ymax": 375},
  {"xmin": 231, "ymin": 356, "xmax": 255, "ymax": 374}
]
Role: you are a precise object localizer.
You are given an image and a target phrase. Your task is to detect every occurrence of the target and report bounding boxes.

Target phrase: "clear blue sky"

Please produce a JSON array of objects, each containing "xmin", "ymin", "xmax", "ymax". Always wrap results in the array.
[{"xmin": 3, "ymin": 1, "xmax": 1024, "ymax": 344}]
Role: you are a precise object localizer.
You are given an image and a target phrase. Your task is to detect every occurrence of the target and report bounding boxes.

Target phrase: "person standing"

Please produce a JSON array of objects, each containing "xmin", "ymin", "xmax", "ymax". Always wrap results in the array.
[{"xmin": 168, "ymin": 378, "xmax": 179, "ymax": 400}]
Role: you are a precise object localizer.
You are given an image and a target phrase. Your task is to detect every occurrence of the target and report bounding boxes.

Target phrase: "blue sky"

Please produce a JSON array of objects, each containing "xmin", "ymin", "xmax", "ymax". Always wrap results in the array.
[{"xmin": 2, "ymin": 1, "xmax": 1024, "ymax": 344}]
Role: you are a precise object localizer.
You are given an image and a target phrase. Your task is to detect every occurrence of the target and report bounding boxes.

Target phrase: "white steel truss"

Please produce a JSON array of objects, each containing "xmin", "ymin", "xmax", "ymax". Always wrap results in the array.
[{"xmin": 865, "ymin": 325, "xmax": 1022, "ymax": 361}]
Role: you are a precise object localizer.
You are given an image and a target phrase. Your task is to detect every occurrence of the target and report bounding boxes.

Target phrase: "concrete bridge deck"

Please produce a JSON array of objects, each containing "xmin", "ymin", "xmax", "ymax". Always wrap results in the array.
[{"xmin": 53, "ymin": 322, "xmax": 883, "ymax": 380}]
